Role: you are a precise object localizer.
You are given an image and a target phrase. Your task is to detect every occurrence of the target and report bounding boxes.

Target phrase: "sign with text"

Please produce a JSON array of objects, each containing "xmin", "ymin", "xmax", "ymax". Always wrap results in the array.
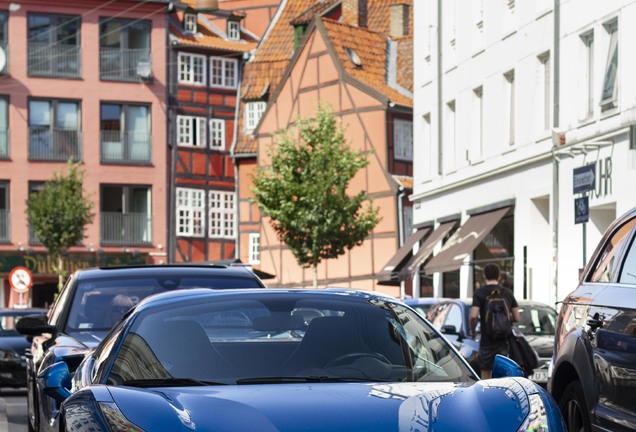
[
  {"xmin": 575, "ymin": 196, "xmax": 589, "ymax": 224},
  {"xmin": 573, "ymin": 164, "xmax": 596, "ymax": 194}
]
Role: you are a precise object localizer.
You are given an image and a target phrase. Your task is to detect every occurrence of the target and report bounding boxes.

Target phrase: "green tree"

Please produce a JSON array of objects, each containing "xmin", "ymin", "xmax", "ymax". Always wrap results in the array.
[
  {"xmin": 251, "ymin": 105, "xmax": 380, "ymax": 287},
  {"xmin": 26, "ymin": 161, "xmax": 95, "ymax": 290}
]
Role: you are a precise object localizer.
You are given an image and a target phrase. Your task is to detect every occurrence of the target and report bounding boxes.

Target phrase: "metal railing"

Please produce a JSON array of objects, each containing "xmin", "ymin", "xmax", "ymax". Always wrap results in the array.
[
  {"xmin": 100, "ymin": 48, "xmax": 151, "ymax": 81},
  {"xmin": 0, "ymin": 129, "xmax": 8, "ymax": 159},
  {"xmin": 28, "ymin": 42, "xmax": 81, "ymax": 78},
  {"xmin": 100, "ymin": 212, "xmax": 152, "ymax": 245},
  {"xmin": 0, "ymin": 210, "xmax": 9, "ymax": 242},
  {"xmin": 29, "ymin": 128, "xmax": 82, "ymax": 162},
  {"xmin": 101, "ymin": 130, "xmax": 152, "ymax": 165}
]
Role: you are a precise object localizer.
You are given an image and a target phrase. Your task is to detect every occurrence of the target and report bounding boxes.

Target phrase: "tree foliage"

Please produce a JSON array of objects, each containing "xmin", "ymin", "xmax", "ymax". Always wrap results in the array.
[
  {"xmin": 251, "ymin": 105, "xmax": 380, "ymax": 286},
  {"xmin": 26, "ymin": 161, "xmax": 95, "ymax": 289}
]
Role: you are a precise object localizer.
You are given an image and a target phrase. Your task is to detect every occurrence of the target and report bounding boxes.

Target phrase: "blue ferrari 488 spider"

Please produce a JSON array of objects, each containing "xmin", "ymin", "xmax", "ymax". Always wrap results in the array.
[{"xmin": 36, "ymin": 288, "xmax": 564, "ymax": 431}]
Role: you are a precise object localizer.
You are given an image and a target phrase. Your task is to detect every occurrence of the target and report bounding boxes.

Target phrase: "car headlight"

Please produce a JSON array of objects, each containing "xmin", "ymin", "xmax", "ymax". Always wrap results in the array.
[
  {"xmin": 517, "ymin": 393, "xmax": 549, "ymax": 431},
  {"xmin": 98, "ymin": 402, "xmax": 143, "ymax": 432},
  {"xmin": 0, "ymin": 349, "xmax": 20, "ymax": 362}
]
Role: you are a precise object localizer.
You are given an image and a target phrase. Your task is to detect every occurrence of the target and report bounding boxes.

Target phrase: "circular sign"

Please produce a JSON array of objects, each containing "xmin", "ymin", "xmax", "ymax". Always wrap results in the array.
[{"xmin": 9, "ymin": 266, "xmax": 32, "ymax": 293}]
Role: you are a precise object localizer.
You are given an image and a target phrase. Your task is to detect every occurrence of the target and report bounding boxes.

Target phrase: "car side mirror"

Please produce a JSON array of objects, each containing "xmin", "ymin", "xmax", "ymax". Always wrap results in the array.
[
  {"xmin": 39, "ymin": 361, "xmax": 72, "ymax": 403},
  {"xmin": 16, "ymin": 314, "xmax": 55, "ymax": 336},
  {"xmin": 492, "ymin": 354, "xmax": 524, "ymax": 379},
  {"xmin": 441, "ymin": 324, "xmax": 459, "ymax": 335}
]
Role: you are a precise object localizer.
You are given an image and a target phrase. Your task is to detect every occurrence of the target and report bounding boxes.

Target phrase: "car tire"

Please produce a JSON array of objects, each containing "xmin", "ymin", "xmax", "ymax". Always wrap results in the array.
[{"xmin": 558, "ymin": 380, "xmax": 591, "ymax": 432}]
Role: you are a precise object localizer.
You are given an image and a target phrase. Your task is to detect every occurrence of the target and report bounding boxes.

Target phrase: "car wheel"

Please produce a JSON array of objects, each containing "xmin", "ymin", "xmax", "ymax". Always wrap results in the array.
[{"xmin": 559, "ymin": 380, "xmax": 591, "ymax": 432}]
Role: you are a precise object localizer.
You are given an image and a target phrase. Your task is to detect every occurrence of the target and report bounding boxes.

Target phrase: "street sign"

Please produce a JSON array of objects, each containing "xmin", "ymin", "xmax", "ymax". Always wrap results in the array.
[
  {"xmin": 9, "ymin": 266, "xmax": 33, "ymax": 293},
  {"xmin": 573, "ymin": 164, "xmax": 596, "ymax": 194},
  {"xmin": 575, "ymin": 196, "xmax": 589, "ymax": 224}
]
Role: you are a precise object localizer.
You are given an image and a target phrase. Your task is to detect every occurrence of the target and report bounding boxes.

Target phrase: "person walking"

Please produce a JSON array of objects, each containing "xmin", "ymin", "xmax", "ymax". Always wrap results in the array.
[{"xmin": 470, "ymin": 263, "xmax": 520, "ymax": 379}]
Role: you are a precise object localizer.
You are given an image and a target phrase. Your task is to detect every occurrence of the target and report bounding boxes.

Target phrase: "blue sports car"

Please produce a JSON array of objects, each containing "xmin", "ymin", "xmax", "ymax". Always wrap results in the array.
[{"xmin": 36, "ymin": 288, "xmax": 564, "ymax": 431}]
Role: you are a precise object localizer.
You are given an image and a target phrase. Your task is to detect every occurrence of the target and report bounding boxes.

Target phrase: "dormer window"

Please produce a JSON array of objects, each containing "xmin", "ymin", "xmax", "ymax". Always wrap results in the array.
[
  {"xmin": 184, "ymin": 13, "xmax": 197, "ymax": 33},
  {"xmin": 227, "ymin": 21, "xmax": 240, "ymax": 41}
]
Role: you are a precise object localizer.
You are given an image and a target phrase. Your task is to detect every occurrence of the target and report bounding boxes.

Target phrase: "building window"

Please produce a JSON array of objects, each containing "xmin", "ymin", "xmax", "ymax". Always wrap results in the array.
[
  {"xmin": 444, "ymin": 101, "xmax": 456, "ymax": 173},
  {"xmin": 100, "ymin": 103, "xmax": 151, "ymax": 165},
  {"xmin": 472, "ymin": 86, "xmax": 483, "ymax": 161},
  {"xmin": 100, "ymin": 185, "xmax": 152, "ymax": 245},
  {"xmin": 210, "ymin": 119, "xmax": 225, "ymax": 149},
  {"xmin": 209, "ymin": 191, "xmax": 236, "ymax": 239},
  {"xmin": 178, "ymin": 52, "xmax": 206, "ymax": 85},
  {"xmin": 176, "ymin": 188, "xmax": 205, "ymax": 237},
  {"xmin": 99, "ymin": 18, "xmax": 151, "ymax": 82},
  {"xmin": 394, "ymin": 119, "xmax": 413, "ymax": 161},
  {"xmin": 227, "ymin": 21, "xmax": 240, "ymax": 41},
  {"xmin": 422, "ymin": 113, "xmax": 433, "ymax": 178},
  {"xmin": 249, "ymin": 233, "xmax": 260, "ymax": 264},
  {"xmin": 27, "ymin": 182, "xmax": 44, "ymax": 244},
  {"xmin": 600, "ymin": 20, "xmax": 618, "ymax": 110},
  {"xmin": 177, "ymin": 115, "xmax": 207, "ymax": 148},
  {"xmin": 538, "ymin": 52, "xmax": 550, "ymax": 131},
  {"xmin": 504, "ymin": 70, "xmax": 515, "ymax": 145},
  {"xmin": 245, "ymin": 101, "xmax": 266, "ymax": 132},
  {"xmin": 27, "ymin": 14, "xmax": 81, "ymax": 78},
  {"xmin": 0, "ymin": 96, "xmax": 7, "ymax": 159},
  {"xmin": 28, "ymin": 99, "xmax": 81, "ymax": 162},
  {"xmin": 0, "ymin": 181, "xmax": 8, "ymax": 242},
  {"xmin": 0, "ymin": 12, "xmax": 7, "ymax": 74},
  {"xmin": 580, "ymin": 31, "xmax": 594, "ymax": 119},
  {"xmin": 184, "ymin": 13, "xmax": 197, "ymax": 33},
  {"xmin": 210, "ymin": 57, "xmax": 237, "ymax": 89}
]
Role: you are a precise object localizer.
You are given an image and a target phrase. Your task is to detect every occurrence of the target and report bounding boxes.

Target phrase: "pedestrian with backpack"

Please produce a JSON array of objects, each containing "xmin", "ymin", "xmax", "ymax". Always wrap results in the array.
[{"xmin": 469, "ymin": 263, "xmax": 520, "ymax": 379}]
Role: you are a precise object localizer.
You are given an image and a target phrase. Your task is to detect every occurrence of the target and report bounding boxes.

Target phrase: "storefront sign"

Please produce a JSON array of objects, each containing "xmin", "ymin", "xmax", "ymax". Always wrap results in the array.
[{"xmin": 0, "ymin": 252, "xmax": 148, "ymax": 276}]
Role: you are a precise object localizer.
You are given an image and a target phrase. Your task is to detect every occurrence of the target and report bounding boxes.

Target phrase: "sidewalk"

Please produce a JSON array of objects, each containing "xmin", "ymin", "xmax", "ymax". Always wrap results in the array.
[{"xmin": 0, "ymin": 395, "xmax": 8, "ymax": 430}]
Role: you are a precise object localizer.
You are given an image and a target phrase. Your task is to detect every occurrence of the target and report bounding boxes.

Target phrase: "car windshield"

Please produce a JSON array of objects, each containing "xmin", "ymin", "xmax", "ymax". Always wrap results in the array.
[
  {"xmin": 66, "ymin": 275, "xmax": 264, "ymax": 332},
  {"xmin": 106, "ymin": 293, "xmax": 475, "ymax": 385},
  {"xmin": 517, "ymin": 304, "xmax": 557, "ymax": 336}
]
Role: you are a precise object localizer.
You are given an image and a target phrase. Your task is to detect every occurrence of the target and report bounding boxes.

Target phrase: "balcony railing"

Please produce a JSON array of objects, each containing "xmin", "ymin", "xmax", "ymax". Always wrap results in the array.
[
  {"xmin": 0, "ymin": 129, "xmax": 8, "ymax": 159},
  {"xmin": 0, "ymin": 210, "xmax": 9, "ymax": 243},
  {"xmin": 29, "ymin": 128, "xmax": 82, "ymax": 162},
  {"xmin": 101, "ymin": 131, "xmax": 152, "ymax": 165},
  {"xmin": 100, "ymin": 48, "xmax": 151, "ymax": 82},
  {"xmin": 28, "ymin": 42, "xmax": 81, "ymax": 78},
  {"xmin": 101, "ymin": 212, "xmax": 152, "ymax": 246}
]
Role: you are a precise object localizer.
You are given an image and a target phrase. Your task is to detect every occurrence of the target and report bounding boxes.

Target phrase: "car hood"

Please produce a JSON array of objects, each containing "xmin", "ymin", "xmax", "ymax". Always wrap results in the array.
[
  {"xmin": 109, "ymin": 379, "xmax": 539, "ymax": 431},
  {"xmin": 523, "ymin": 334, "xmax": 554, "ymax": 358},
  {"xmin": 0, "ymin": 336, "xmax": 31, "ymax": 353}
]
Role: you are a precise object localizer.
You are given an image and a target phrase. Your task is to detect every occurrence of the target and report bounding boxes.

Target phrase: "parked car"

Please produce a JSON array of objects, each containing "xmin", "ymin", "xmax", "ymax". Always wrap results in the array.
[
  {"xmin": 427, "ymin": 298, "xmax": 548, "ymax": 382},
  {"xmin": 34, "ymin": 288, "xmax": 565, "ymax": 431},
  {"xmin": 516, "ymin": 300, "xmax": 558, "ymax": 386},
  {"xmin": 549, "ymin": 207, "xmax": 636, "ymax": 432},
  {"xmin": 0, "ymin": 307, "xmax": 47, "ymax": 388},
  {"xmin": 16, "ymin": 264, "xmax": 266, "ymax": 432},
  {"xmin": 403, "ymin": 296, "xmax": 444, "ymax": 319}
]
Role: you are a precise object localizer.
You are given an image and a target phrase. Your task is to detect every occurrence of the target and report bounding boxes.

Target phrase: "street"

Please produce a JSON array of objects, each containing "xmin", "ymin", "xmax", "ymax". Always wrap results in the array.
[{"xmin": 0, "ymin": 388, "xmax": 28, "ymax": 431}]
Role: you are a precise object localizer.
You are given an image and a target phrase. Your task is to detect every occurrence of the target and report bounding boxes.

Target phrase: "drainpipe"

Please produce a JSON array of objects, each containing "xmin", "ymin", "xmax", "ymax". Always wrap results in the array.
[
  {"xmin": 396, "ymin": 185, "xmax": 406, "ymax": 299},
  {"xmin": 437, "ymin": 0, "xmax": 443, "ymax": 176},
  {"xmin": 165, "ymin": 11, "xmax": 175, "ymax": 263},
  {"xmin": 551, "ymin": 0, "xmax": 561, "ymax": 305}
]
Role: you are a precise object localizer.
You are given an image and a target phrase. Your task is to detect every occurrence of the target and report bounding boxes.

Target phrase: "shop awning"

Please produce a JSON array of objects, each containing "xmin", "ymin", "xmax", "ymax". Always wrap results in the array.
[
  {"xmin": 376, "ymin": 227, "xmax": 432, "ymax": 286},
  {"xmin": 399, "ymin": 220, "xmax": 458, "ymax": 278},
  {"xmin": 424, "ymin": 207, "xmax": 510, "ymax": 274}
]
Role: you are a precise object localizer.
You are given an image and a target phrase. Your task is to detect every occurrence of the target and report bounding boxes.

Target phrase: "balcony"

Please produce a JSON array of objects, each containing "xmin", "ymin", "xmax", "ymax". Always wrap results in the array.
[
  {"xmin": 0, "ymin": 209, "xmax": 8, "ymax": 243},
  {"xmin": 29, "ymin": 128, "xmax": 82, "ymax": 162},
  {"xmin": 100, "ymin": 48, "xmax": 151, "ymax": 82},
  {"xmin": 0, "ymin": 129, "xmax": 8, "ymax": 159},
  {"xmin": 101, "ymin": 131, "xmax": 152, "ymax": 165},
  {"xmin": 100, "ymin": 212, "xmax": 152, "ymax": 246},
  {"xmin": 28, "ymin": 42, "xmax": 81, "ymax": 78}
]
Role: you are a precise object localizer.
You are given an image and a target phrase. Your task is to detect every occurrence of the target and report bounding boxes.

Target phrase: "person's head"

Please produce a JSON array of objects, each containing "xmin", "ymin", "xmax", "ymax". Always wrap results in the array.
[
  {"xmin": 483, "ymin": 264, "xmax": 501, "ymax": 282},
  {"xmin": 108, "ymin": 294, "xmax": 135, "ymax": 325}
]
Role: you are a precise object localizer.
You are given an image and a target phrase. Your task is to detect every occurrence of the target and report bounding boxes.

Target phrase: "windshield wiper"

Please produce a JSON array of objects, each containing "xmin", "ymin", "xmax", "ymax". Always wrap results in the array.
[
  {"xmin": 236, "ymin": 376, "xmax": 391, "ymax": 384},
  {"xmin": 122, "ymin": 378, "xmax": 227, "ymax": 387}
]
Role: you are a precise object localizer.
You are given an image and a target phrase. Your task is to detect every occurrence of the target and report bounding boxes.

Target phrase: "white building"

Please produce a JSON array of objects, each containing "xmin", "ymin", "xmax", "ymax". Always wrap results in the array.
[{"xmin": 395, "ymin": 0, "xmax": 636, "ymax": 305}]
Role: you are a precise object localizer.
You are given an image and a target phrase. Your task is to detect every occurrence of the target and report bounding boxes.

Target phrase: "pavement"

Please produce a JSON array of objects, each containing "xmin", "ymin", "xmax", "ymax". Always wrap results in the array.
[{"xmin": 0, "ymin": 395, "xmax": 8, "ymax": 430}]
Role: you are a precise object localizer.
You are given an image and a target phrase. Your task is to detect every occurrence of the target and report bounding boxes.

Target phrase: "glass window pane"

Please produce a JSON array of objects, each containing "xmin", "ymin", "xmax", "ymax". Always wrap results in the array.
[
  {"xmin": 100, "ymin": 21, "xmax": 122, "ymax": 48},
  {"xmin": 0, "ymin": 98, "xmax": 7, "ymax": 129},
  {"xmin": 28, "ymin": 15, "xmax": 51, "ymax": 42},
  {"xmin": 128, "ymin": 21, "xmax": 150, "ymax": 49},
  {"xmin": 101, "ymin": 104, "xmax": 121, "ymax": 131},
  {"xmin": 29, "ymin": 101, "xmax": 50, "ymax": 127},
  {"xmin": 126, "ymin": 106, "xmax": 148, "ymax": 133},
  {"xmin": 56, "ymin": 102, "xmax": 78, "ymax": 129},
  {"xmin": 57, "ymin": 16, "xmax": 80, "ymax": 45}
]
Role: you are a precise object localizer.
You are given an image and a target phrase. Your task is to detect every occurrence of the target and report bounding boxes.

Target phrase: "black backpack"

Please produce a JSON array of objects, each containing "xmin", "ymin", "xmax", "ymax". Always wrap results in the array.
[{"xmin": 484, "ymin": 288, "xmax": 512, "ymax": 340}]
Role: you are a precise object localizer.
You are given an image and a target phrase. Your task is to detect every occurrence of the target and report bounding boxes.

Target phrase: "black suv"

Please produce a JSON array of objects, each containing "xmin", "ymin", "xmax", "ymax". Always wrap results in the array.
[
  {"xmin": 17, "ymin": 265, "xmax": 266, "ymax": 432},
  {"xmin": 549, "ymin": 207, "xmax": 636, "ymax": 432}
]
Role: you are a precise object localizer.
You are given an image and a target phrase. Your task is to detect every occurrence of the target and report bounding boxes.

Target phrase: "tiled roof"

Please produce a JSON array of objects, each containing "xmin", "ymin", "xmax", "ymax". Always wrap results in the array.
[
  {"xmin": 290, "ymin": 0, "xmax": 340, "ymax": 25},
  {"xmin": 393, "ymin": 175, "xmax": 413, "ymax": 190},
  {"xmin": 170, "ymin": 10, "xmax": 257, "ymax": 52}
]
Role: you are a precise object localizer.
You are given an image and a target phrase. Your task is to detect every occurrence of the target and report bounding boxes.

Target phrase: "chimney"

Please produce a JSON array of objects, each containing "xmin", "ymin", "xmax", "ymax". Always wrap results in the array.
[
  {"xmin": 195, "ymin": 0, "xmax": 219, "ymax": 12},
  {"xmin": 342, "ymin": 0, "xmax": 368, "ymax": 28},
  {"xmin": 390, "ymin": 3, "xmax": 410, "ymax": 37}
]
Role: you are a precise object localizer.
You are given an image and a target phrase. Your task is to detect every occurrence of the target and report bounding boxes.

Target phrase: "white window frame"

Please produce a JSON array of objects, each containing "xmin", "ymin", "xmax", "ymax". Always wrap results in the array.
[
  {"xmin": 393, "ymin": 119, "xmax": 413, "ymax": 161},
  {"xmin": 209, "ymin": 119, "xmax": 225, "ymax": 150},
  {"xmin": 600, "ymin": 20, "xmax": 618, "ymax": 109},
  {"xmin": 538, "ymin": 52, "xmax": 550, "ymax": 132},
  {"xmin": 178, "ymin": 52, "xmax": 206, "ymax": 86},
  {"xmin": 580, "ymin": 31, "xmax": 594, "ymax": 119},
  {"xmin": 176, "ymin": 188, "xmax": 205, "ymax": 237},
  {"xmin": 249, "ymin": 233, "xmax": 260, "ymax": 264},
  {"xmin": 245, "ymin": 101, "xmax": 266, "ymax": 132},
  {"xmin": 227, "ymin": 21, "xmax": 240, "ymax": 41},
  {"xmin": 177, "ymin": 115, "xmax": 207, "ymax": 147},
  {"xmin": 208, "ymin": 191, "xmax": 236, "ymax": 239},
  {"xmin": 504, "ymin": 70, "xmax": 515, "ymax": 146},
  {"xmin": 184, "ymin": 13, "xmax": 197, "ymax": 33},
  {"xmin": 471, "ymin": 86, "xmax": 483, "ymax": 161},
  {"xmin": 210, "ymin": 57, "xmax": 237, "ymax": 89},
  {"xmin": 444, "ymin": 100, "xmax": 456, "ymax": 173}
]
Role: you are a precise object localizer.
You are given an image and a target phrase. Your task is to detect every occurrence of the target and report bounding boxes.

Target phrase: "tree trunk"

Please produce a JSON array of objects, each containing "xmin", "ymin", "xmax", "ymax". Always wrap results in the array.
[
  {"xmin": 57, "ymin": 255, "xmax": 64, "ymax": 292},
  {"xmin": 312, "ymin": 265, "xmax": 318, "ymax": 288}
]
